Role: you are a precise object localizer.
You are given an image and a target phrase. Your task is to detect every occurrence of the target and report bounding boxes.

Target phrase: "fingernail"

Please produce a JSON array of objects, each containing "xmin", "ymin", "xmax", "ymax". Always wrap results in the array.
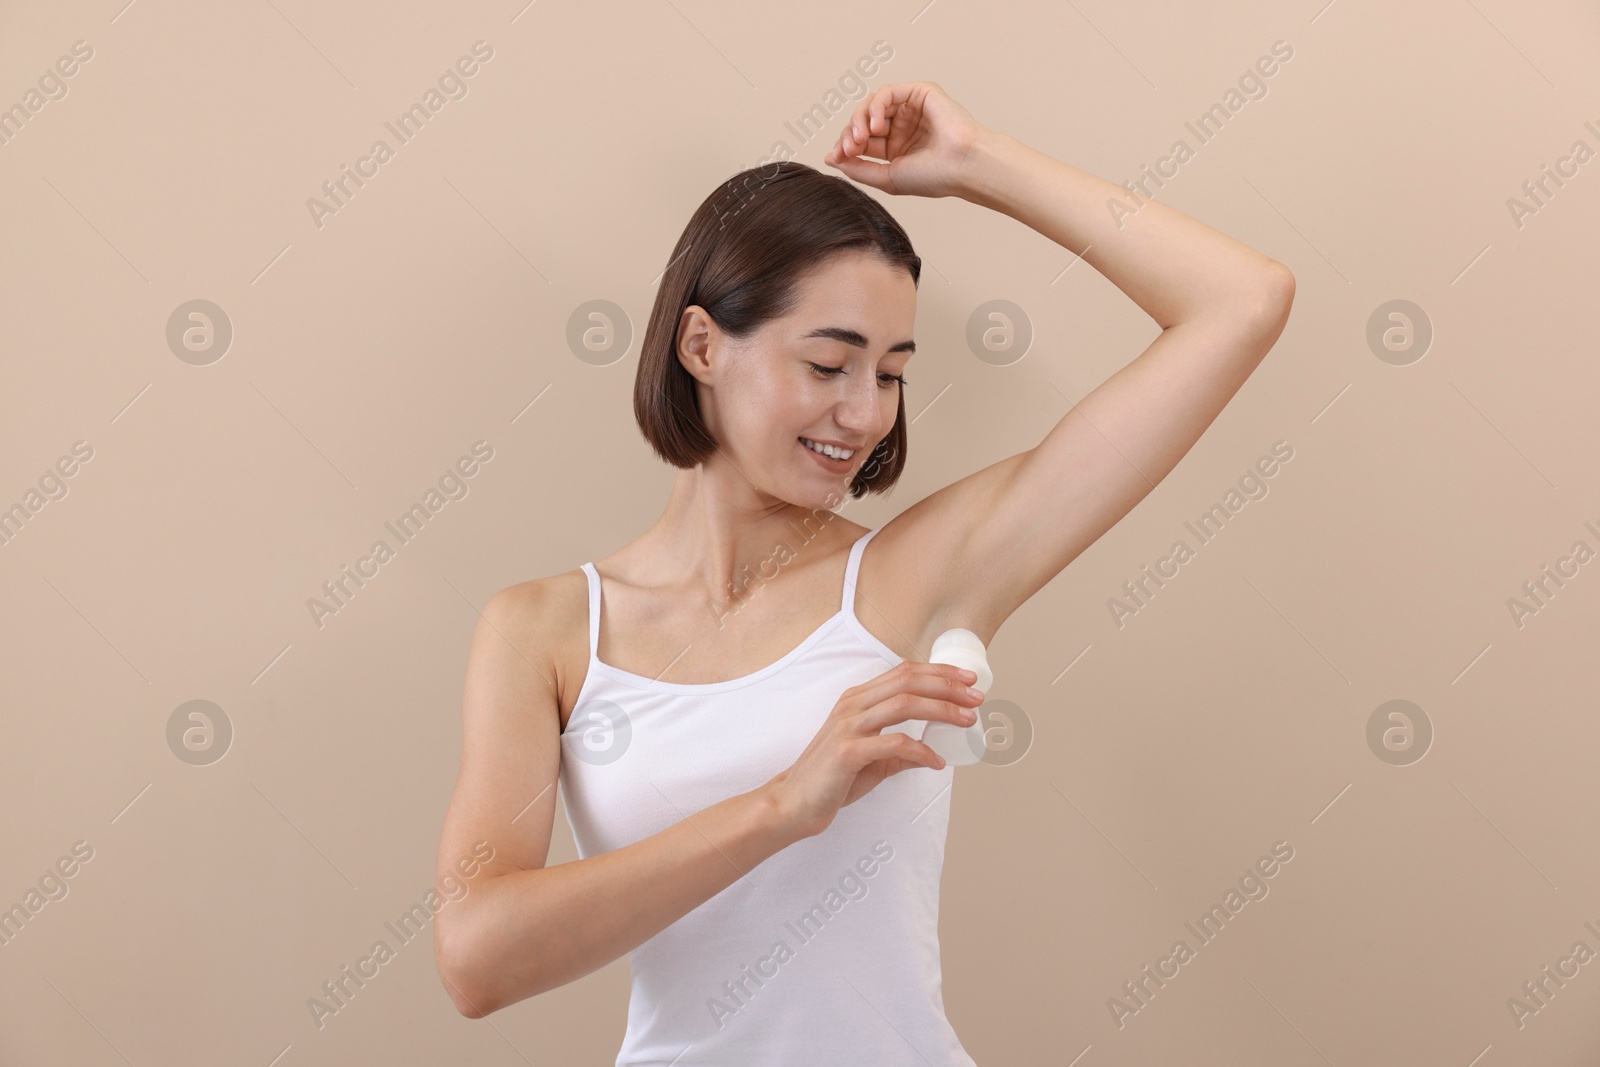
[{"xmin": 967, "ymin": 686, "xmax": 984, "ymax": 700}]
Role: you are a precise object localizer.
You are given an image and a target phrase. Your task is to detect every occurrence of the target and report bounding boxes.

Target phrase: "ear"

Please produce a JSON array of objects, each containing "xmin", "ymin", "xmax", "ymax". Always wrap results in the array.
[{"xmin": 676, "ymin": 305, "xmax": 718, "ymax": 385}]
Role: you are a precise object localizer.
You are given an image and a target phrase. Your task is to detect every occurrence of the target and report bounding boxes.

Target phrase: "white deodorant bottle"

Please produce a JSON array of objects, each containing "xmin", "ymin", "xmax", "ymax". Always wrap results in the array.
[{"xmin": 921, "ymin": 628, "xmax": 991, "ymax": 766}]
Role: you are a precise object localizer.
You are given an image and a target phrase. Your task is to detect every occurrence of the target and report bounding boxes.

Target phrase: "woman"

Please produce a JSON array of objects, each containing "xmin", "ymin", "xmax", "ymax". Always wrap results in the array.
[{"xmin": 433, "ymin": 82, "xmax": 1293, "ymax": 1064}]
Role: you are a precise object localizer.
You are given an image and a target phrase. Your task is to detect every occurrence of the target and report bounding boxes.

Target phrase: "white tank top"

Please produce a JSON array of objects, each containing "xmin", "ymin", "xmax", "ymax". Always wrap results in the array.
[{"xmin": 558, "ymin": 526, "xmax": 978, "ymax": 1066}]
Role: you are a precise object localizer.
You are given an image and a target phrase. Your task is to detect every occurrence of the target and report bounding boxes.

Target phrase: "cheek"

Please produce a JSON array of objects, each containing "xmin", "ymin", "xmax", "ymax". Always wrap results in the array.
[{"xmin": 723, "ymin": 371, "xmax": 803, "ymax": 445}]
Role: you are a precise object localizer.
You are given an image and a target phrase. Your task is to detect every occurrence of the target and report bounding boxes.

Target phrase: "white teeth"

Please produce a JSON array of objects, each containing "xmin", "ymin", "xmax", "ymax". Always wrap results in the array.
[{"xmin": 802, "ymin": 437, "xmax": 854, "ymax": 460}]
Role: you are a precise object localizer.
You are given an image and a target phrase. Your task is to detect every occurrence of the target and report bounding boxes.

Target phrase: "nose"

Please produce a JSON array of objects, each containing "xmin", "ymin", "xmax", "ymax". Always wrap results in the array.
[{"xmin": 833, "ymin": 370, "xmax": 885, "ymax": 442}]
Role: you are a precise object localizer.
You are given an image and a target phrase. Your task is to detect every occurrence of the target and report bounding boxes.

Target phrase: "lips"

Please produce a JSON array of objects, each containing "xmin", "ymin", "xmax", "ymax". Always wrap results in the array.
[
  {"xmin": 799, "ymin": 437, "xmax": 853, "ymax": 470},
  {"xmin": 800, "ymin": 436, "xmax": 860, "ymax": 456}
]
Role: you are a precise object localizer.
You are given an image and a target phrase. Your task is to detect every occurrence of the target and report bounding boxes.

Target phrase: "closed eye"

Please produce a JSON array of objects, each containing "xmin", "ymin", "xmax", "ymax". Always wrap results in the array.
[{"xmin": 808, "ymin": 362, "xmax": 907, "ymax": 388}]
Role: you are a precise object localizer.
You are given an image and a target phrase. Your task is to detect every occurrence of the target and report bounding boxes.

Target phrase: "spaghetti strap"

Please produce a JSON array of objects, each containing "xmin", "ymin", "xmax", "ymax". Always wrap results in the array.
[
  {"xmin": 840, "ymin": 527, "xmax": 880, "ymax": 615},
  {"xmin": 579, "ymin": 562, "xmax": 601, "ymax": 661}
]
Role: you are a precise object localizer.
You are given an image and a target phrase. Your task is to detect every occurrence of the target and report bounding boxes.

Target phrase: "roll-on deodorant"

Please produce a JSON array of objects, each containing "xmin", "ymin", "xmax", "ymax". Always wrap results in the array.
[{"xmin": 921, "ymin": 628, "xmax": 990, "ymax": 766}]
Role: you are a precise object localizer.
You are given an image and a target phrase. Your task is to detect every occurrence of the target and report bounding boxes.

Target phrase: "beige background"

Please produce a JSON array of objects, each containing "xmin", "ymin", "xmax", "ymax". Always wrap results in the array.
[{"xmin": 3, "ymin": 0, "xmax": 1598, "ymax": 1063}]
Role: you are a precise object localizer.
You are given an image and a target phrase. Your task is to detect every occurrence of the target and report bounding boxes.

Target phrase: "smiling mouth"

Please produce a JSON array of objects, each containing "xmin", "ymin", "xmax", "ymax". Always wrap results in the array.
[
  {"xmin": 799, "ymin": 437, "xmax": 855, "ymax": 468},
  {"xmin": 800, "ymin": 436, "xmax": 858, "ymax": 458}
]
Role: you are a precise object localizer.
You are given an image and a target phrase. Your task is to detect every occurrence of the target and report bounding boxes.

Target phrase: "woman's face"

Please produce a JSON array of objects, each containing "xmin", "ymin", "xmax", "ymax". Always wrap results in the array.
[{"xmin": 680, "ymin": 250, "xmax": 917, "ymax": 510}]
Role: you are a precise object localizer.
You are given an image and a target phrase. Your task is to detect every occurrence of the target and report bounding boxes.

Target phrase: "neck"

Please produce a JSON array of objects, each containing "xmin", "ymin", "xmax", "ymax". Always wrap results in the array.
[{"xmin": 639, "ymin": 460, "xmax": 852, "ymax": 614}]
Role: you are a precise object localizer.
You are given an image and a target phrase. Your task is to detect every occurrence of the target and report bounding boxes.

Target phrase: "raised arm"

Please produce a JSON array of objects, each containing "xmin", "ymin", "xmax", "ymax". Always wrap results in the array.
[{"xmin": 826, "ymin": 84, "xmax": 1294, "ymax": 643}]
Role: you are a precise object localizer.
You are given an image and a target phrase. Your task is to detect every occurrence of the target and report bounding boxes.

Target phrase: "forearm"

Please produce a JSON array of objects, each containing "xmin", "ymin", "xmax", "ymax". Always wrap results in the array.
[
  {"xmin": 440, "ymin": 782, "xmax": 807, "ymax": 1017},
  {"xmin": 958, "ymin": 131, "xmax": 1287, "ymax": 328}
]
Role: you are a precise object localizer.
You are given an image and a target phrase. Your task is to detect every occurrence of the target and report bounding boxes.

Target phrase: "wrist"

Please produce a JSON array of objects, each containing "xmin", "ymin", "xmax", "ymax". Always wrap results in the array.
[
  {"xmin": 756, "ymin": 774, "xmax": 818, "ymax": 844},
  {"xmin": 955, "ymin": 128, "xmax": 1023, "ymax": 210}
]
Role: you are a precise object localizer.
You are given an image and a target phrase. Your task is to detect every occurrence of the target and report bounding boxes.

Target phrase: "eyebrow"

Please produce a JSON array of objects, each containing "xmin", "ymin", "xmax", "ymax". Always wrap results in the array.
[{"xmin": 800, "ymin": 326, "xmax": 916, "ymax": 354}]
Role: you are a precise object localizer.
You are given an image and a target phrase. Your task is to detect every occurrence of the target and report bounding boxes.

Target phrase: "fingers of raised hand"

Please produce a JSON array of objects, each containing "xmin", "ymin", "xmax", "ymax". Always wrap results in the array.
[{"xmin": 832, "ymin": 86, "xmax": 903, "ymax": 162}]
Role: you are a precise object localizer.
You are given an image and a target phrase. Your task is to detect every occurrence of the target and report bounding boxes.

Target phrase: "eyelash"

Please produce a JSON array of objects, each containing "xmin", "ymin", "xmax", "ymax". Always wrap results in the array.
[{"xmin": 808, "ymin": 362, "xmax": 908, "ymax": 388}]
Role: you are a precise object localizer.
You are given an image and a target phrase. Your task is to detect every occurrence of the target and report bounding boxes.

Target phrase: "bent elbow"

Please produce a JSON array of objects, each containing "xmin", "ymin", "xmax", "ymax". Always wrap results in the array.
[
  {"xmin": 1235, "ymin": 263, "xmax": 1294, "ymax": 339},
  {"xmin": 448, "ymin": 973, "xmax": 490, "ymax": 1020},
  {"xmin": 436, "ymin": 923, "xmax": 495, "ymax": 1019},
  {"xmin": 1260, "ymin": 262, "xmax": 1295, "ymax": 316}
]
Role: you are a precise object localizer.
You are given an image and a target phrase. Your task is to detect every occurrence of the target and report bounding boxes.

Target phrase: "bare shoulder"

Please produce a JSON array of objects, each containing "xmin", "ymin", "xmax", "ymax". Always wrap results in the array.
[{"xmin": 472, "ymin": 569, "xmax": 589, "ymax": 731}]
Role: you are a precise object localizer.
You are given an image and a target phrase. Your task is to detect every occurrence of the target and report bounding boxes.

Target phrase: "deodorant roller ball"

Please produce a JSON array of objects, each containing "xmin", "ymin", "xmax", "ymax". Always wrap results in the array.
[{"xmin": 921, "ymin": 628, "xmax": 990, "ymax": 766}]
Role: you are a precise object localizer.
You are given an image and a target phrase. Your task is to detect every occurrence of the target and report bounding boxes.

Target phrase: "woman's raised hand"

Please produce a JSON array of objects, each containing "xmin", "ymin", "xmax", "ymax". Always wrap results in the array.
[
  {"xmin": 764, "ymin": 660, "xmax": 985, "ymax": 840},
  {"xmin": 822, "ymin": 81, "xmax": 995, "ymax": 199}
]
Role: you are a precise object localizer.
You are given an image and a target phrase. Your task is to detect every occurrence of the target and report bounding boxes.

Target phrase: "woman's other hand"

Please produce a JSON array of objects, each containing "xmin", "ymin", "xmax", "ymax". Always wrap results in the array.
[{"xmin": 765, "ymin": 661, "xmax": 985, "ymax": 840}]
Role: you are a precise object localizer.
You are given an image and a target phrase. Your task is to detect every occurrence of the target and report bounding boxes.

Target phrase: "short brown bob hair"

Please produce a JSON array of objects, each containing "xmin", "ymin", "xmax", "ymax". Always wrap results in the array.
[{"xmin": 634, "ymin": 161, "xmax": 920, "ymax": 500}]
